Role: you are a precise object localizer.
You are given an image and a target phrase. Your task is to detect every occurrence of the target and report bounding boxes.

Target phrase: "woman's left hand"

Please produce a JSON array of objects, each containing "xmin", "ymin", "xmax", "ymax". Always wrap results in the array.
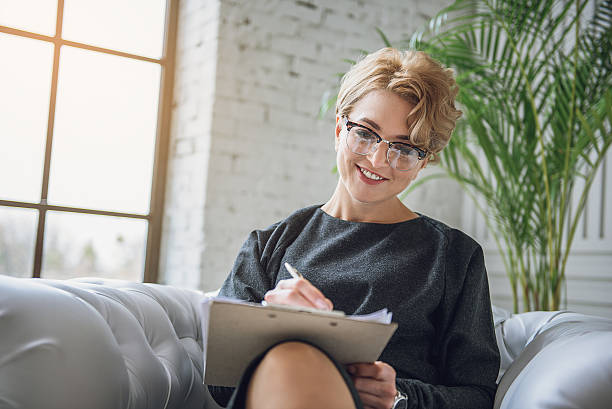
[{"xmin": 346, "ymin": 361, "xmax": 397, "ymax": 409}]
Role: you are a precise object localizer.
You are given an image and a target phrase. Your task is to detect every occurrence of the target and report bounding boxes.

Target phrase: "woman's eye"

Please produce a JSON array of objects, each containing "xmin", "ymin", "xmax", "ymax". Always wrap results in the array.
[
  {"xmin": 355, "ymin": 128, "xmax": 376, "ymax": 140},
  {"xmin": 396, "ymin": 145, "xmax": 419, "ymax": 157}
]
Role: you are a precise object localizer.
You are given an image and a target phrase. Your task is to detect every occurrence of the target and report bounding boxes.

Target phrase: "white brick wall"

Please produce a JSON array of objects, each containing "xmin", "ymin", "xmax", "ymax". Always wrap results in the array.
[
  {"xmin": 161, "ymin": 0, "xmax": 457, "ymax": 290},
  {"xmin": 158, "ymin": 0, "xmax": 221, "ymax": 289}
]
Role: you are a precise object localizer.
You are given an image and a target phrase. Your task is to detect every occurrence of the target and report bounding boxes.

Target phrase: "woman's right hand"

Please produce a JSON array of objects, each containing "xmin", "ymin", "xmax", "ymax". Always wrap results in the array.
[{"xmin": 264, "ymin": 278, "xmax": 334, "ymax": 311}]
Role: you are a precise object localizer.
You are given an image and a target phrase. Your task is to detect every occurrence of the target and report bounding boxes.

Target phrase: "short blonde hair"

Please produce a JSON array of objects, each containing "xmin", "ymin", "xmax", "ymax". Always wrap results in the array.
[{"xmin": 336, "ymin": 48, "xmax": 462, "ymax": 164}]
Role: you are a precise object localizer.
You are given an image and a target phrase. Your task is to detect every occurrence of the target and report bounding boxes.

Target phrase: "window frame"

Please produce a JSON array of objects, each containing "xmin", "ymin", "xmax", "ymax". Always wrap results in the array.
[{"xmin": 0, "ymin": 0, "xmax": 178, "ymax": 282}]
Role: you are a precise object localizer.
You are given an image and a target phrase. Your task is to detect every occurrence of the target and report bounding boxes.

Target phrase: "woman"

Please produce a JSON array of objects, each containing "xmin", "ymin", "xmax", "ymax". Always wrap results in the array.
[{"xmin": 208, "ymin": 48, "xmax": 500, "ymax": 409}]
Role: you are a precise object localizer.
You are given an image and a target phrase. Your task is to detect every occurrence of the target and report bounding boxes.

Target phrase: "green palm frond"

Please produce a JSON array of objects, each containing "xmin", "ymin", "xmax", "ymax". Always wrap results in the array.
[{"xmin": 403, "ymin": 0, "xmax": 612, "ymax": 311}]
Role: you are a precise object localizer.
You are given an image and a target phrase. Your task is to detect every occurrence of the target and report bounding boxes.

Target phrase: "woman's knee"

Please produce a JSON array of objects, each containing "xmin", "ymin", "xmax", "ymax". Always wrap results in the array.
[
  {"xmin": 245, "ymin": 341, "xmax": 356, "ymax": 409},
  {"xmin": 261, "ymin": 341, "xmax": 330, "ymax": 371}
]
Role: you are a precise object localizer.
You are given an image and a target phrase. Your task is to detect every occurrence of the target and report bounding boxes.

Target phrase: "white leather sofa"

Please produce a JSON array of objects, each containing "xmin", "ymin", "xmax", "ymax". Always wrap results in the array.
[{"xmin": 1, "ymin": 275, "xmax": 611, "ymax": 409}]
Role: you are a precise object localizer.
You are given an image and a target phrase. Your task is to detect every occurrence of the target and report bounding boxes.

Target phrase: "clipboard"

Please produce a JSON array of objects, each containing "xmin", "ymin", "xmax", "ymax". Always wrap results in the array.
[{"xmin": 201, "ymin": 297, "xmax": 398, "ymax": 386}]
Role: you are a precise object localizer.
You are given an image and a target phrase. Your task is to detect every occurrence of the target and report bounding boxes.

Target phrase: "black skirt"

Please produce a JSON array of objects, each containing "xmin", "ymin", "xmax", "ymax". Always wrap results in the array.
[{"xmin": 224, "ymin": 339, "xmax": 364, "ymax": 409}]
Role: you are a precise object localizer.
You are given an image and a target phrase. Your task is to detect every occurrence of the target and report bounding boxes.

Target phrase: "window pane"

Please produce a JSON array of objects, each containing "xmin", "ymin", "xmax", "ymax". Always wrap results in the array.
[
  {"xmin": 62, "ymin": 0, "xmax": 166, "ymax": 59},
  {"xmin": 42, "ymin": 211, "xmax": 146, "ymax": 281},
  {"xmin": 0, "ymin": 206, "xmax": 38, "ymax": 278},
  {"xmin": 0, "ymin": 34, "xmax": 53, "ymax": 203},
  {"xmin": 48, "ymin": 46, "xmax": 160, "ymax": 214},
  {"xmin": 0, "ymin": 0, "xmax": 57, "ymax": 36}
]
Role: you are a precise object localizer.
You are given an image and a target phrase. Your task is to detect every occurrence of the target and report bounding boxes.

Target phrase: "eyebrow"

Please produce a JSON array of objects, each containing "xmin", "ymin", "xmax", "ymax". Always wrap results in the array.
[{"xmin": 356, "ymin": 117, "xmax": 412, "ymax": 141}]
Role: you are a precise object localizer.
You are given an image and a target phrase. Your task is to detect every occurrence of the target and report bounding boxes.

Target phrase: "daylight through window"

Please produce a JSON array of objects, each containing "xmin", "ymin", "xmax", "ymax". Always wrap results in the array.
[{"xmin": 0, "ymin": 0, "xmax": 177, "ymax": 282}]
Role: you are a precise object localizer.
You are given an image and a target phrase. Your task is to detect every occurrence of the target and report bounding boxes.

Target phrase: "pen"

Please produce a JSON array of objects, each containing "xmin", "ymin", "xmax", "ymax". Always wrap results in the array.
[
  {"xmin": 284, "ymin": 262, "xmax": 303, "ymax": 279},
  {"xmin": 284, "ymin": 262, "xmax": 334, "ymax": 312}
]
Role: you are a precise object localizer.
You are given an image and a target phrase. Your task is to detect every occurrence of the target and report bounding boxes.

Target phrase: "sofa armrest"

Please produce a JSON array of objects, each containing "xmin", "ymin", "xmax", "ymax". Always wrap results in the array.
[
  {"xmin": 493, "ymin": 309, "xmax": 612, "ymax": 409},
  {"xmin": 0, "ymin": 276, "xmax": 210, "ymax": 409}
]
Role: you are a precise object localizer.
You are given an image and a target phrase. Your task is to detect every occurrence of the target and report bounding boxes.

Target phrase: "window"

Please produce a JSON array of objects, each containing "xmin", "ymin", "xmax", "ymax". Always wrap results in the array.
[{"xmin": 0, "ymin": 0, "xmax": 178, "ymax": 282}]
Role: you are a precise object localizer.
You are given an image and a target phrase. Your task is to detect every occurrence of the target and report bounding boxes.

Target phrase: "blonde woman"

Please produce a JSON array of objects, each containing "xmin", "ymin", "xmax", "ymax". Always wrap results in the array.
[{"xmin": 208, "ymin": 48, "xmax": 500, "ymax": 409}]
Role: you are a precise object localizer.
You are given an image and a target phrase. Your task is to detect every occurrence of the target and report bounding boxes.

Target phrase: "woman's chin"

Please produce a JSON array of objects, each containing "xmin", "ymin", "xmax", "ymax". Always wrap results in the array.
[{"xmin": 346, "ymin": 185, "xmax": 395, "ymax": 206}]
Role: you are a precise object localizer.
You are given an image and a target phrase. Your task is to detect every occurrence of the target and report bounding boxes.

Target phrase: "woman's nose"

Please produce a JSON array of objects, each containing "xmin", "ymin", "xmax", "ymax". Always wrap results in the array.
[{"xmin": 368, "ymin": 142, "xmax": 390, "ymax": 169}]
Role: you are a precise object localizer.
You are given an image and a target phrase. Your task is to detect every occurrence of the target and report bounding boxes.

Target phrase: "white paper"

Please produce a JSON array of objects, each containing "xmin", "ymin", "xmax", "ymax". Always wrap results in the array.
[{"xmin": 347, "ymin": 308, "xmax": 393, "ymax": 324}]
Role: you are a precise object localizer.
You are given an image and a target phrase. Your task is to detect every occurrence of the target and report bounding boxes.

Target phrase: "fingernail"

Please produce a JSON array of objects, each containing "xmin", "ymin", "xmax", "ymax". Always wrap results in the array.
[{"xmin": 316, "ymin": 300, "xmax": 330, "ymax": 310}]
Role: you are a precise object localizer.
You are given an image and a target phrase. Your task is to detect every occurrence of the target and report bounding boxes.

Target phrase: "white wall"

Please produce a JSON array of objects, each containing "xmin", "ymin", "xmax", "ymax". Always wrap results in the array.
[
  {"xmin": 160, "ymin": 0, "xmax": 459, "ymax": 291},
  {"xmin": 159, "ymin": 0, "xmax": 221, "ymax": 289}
]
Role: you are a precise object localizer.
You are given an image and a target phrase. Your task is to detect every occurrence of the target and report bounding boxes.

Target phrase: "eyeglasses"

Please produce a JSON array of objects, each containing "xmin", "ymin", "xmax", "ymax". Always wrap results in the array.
[{"xmin": 342, "ymin": 116, "xmax": 428, "ymax": 171}]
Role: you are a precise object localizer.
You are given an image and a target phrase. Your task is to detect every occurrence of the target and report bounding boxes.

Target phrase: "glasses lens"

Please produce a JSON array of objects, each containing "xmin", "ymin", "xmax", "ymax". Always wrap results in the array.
[
  {"xmin": 347, "ymin": 126, "xmax": 377, "ymax": 154},
  {"xmin": 388, "ymin": 145, "xmax": 420, "ymax": 171}
]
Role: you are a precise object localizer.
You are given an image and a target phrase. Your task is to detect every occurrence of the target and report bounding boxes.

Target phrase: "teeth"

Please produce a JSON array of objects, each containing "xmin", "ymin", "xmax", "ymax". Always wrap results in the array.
[{"xmin": 360, "ymin": 167, "xmax": 383, "ymax": 180}]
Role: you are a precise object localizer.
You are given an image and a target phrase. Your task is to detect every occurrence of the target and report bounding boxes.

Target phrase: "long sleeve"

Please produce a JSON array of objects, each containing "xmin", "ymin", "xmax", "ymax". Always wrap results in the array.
[
  {"xmin": 207, "ymin": 227, "xmax": 279, "ymax": 407},
  {"xmin": 206, "ymin": 207, "xmax": 320, "ymax": 408},
  {"xmin": 396, "ymin": 244, "xmax": 500, "ymax": 409},
  {"xmin": 217, "ymin": 228, "xmax": 279, "ymax": 302}
]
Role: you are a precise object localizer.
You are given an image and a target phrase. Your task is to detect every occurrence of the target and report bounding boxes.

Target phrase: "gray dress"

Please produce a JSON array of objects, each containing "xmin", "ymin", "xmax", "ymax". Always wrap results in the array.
[{"xmin": 209, "ymin": 205, "xmax": 500, "ymax": 409}]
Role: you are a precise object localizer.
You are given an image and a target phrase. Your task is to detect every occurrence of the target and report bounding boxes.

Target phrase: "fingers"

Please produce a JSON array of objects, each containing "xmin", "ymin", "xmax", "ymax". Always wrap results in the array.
[
  {"xmin": 347, "ymin": 362, "xmax": 397, "ymax": 409},
  {"xmin": 277, "ymin": 278, "xmax": 332, "ymax": 309},
  {"xmin": 265, "ymin": 278, "xmax": 333, "ymax": 310},
  {"xmin": 347, "ymin": 361, "xmax": 396, "ymax": 381},
  {"xmin": 351, "ymin": 376, "xmax": 396, "ymax": 399},
  {"xmin": 357, "ymin": 389, "xmax": 395, "ymax": 409},
  {"xmin": 264, "ymin": 288, "xmax": 315, "ymax": 309}
]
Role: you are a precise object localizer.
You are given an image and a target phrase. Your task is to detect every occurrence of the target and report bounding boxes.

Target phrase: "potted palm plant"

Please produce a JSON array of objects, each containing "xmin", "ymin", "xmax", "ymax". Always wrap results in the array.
[{"xmin": 323, "ymin": 0, "xmax": 612, "ymax": 312}]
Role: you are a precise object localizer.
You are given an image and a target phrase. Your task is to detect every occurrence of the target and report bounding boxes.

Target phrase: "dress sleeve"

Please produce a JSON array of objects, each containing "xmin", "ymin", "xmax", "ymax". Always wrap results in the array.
[
  {"xmin": 207, "ymin": 227, "xmax": 279, "ymax": 407},
  {"xmin": 396, "ymin": 244, "xmax": 500, "ymax": 409},
  {"xmin": 217, "ymin": 228, "xmax": 279, "ymax": 302}
]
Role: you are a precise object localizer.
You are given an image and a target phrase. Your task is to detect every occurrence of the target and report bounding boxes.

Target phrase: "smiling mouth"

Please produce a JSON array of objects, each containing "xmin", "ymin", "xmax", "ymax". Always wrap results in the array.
[{"xmin": 357, "ymin": 165, "xmax": 387, "ymax": 181}]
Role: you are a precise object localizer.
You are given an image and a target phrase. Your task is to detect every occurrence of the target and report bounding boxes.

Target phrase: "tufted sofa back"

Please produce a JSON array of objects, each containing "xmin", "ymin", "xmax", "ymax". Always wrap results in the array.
[{"xmin": 0, "ymin": 275, "xmax": 211, "ymax": 409}]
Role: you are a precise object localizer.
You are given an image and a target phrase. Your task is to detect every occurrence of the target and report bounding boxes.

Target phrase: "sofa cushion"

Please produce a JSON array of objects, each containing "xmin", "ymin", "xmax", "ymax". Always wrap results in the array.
[
  {"xmin": 494, "ymin": 310, "xmax": 612, "ymax": 409},
  {"xmin": 492, "ymin": 306, "xmax": 572, "ymax": 382}
]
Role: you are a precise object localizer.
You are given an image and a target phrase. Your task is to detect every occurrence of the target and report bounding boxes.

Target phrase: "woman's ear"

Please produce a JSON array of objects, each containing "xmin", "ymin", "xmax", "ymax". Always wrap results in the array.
[
  {"xmin": 411, "ymin": 157, "xmax": 429, "ymax": 181},
  {"xmin": 334, "ymin": 115, "xmax": 342, "ymax": 152},
  {"xmin": 418, "ymin": 158, "xmax": 429, "ymax": 174}
]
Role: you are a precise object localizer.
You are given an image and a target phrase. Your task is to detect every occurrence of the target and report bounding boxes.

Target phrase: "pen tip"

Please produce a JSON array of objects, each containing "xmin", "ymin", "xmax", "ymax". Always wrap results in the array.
[{"xmin": 284, "ymin": 262, "xmax": 301, "ymax": 278}]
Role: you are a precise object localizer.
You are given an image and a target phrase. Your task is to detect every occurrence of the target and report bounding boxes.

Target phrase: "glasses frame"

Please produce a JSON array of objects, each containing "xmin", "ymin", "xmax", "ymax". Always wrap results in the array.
[{"xmin": 342, "ymin": 116, "xmax": 428, "ymax": 171}]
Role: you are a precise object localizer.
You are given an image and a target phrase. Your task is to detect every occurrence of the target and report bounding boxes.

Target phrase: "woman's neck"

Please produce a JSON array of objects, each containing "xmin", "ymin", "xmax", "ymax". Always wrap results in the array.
[{"xmin": 321, "ymin": 183, "xmax": 419, "ymax": 224}]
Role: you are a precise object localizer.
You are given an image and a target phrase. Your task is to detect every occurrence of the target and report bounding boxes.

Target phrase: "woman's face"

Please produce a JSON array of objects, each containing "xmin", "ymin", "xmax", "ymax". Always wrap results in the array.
[{"xmin": 334, "ymin": 89, "xmax": 428, "ymax": 206}]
